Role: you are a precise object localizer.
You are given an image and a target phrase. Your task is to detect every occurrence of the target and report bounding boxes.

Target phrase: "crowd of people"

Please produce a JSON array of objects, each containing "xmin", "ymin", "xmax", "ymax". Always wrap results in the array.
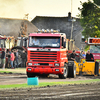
[
  {"xmin": 1, "ymin": 48, "xmax": 95, "ymax": 69},
  {"xmin": 69, "ymin": 50, "xmax": 94, "ymax": 62},
  {"xmin": 1, "ymin": 48, "xmax": 27, "ymax": 69}
]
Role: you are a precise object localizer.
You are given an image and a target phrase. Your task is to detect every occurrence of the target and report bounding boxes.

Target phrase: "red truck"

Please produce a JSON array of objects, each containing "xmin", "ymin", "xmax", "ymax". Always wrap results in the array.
[{"xmin": 26, "ymin": 31, "xmax": 76, "ymax": 79}]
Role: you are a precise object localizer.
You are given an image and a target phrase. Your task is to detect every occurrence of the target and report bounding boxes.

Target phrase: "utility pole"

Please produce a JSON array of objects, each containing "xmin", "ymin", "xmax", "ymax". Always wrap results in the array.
[{"xmin": 70, "ymin": 0, "xmax": 76, "ymax": 50}]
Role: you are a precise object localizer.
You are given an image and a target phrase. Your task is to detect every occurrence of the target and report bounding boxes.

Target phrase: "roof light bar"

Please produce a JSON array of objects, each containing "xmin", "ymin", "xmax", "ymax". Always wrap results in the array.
[{"xmin": 37, "ymin": 29, "xmax": 60, "ymax": 33}]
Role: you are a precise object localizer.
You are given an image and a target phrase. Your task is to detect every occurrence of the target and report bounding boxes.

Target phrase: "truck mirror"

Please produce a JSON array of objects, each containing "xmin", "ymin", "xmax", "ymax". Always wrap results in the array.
[
  {"xmin": 62, "ymin": 37, "xmax": 64, "ymax": 47},
  {"xmin": 64, "ymin": 42, "xmax": 66, "ymax": 48}
]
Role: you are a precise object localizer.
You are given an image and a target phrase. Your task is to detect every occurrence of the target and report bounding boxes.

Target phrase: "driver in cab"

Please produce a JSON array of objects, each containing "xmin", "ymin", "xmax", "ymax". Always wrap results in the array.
[{"xmin": 32, "ymin": 37, "xmax": 40, "ymax": 45}]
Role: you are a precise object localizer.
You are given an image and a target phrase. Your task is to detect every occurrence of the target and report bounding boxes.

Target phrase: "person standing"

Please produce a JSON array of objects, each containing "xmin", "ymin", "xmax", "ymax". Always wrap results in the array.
[
  {"xmin": 82, "ymin": 52, "xmax": 86, "ymax": 58},
  {"xmin": 70, "ymin": 50, "xmax": 77, "ymax": 61},
  {"xmin": 1, "ymin": 48, "xmax": 5, "ymax": 69},
  {"xmin": 13, "ymin": 49, "xmax": 16, "ymax": 68},
  {"xmin": 86, "ymin": 50, "xmax": 94, "ymax": 61},
  {"xmin": 14, "ymin": 49, "xmax": 19, "ymax": 68},
  {"xmin": 6, "ymin": 49, "xmax": 11, "ymax": 68},
  {"xmin": 10, "ymin": 50, "xmax": 15, "ymax": 69},
  {"xmin": 21, "ymin": 50, "xmax": 26, "ymax": 67}
]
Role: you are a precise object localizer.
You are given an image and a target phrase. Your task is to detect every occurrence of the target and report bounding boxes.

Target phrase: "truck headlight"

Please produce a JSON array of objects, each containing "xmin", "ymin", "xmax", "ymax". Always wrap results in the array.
[
  {"xmin": 28, "ymin": 63, "xmax": 32, "ymax": 66},
  {"xmin": 28, "ymin": 68, "xmax": 32, "ymax": 71},
  {"xmin": 55, "ymin": 63, "xmax": 59, "ymax": 66}
]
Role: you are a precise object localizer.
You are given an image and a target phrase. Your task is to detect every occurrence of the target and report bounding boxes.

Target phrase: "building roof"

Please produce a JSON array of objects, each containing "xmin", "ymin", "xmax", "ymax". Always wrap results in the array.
[
  {"xmin": 31, "ymin": 15, "xmax": 82, "ymax": 39},
  {"xmin": 0, "ymin": 18, "xmax": 37, "ymax": 38}
]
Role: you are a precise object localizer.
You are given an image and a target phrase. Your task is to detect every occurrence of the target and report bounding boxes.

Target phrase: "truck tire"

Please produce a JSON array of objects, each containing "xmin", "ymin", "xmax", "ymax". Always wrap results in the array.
[
  {"xmin": 59, "ymin": 64, "xmax": 68, "ymax": 79},
  {"xmin": 68, "ymin": 64, "xmax": 76, "ymax": 78},
  {"xmin": 27, "ymin": 72, "xmax": 36, "ymax": 77},
  {"xmin": 95, "ymin": 62, "xmax": 99, "ymax": 75}
]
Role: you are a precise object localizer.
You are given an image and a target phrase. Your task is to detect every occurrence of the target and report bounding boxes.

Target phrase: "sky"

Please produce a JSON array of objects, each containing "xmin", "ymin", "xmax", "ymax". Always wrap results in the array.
[{"xmin": 0, "ymin": 0, "xmax": 88, "ymax": 21}]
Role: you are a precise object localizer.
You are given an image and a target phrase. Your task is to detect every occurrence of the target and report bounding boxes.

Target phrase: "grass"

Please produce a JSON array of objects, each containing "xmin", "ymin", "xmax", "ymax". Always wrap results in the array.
[
  {"xmin": 0, "ymin": 70, "xmax": 13, "ymax": 73},
  {"xmin": 0, "ymin": 68, "xmax": 26, "ymax": 74},
  {"xmin": 0, "ymin": 79, "xmax": 100, "ymax": 89}
]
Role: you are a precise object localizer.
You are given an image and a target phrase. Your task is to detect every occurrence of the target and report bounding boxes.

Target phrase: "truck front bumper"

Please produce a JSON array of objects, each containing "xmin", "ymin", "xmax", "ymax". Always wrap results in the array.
[{"xmin": 26, "ymin": 66, "xmax": 64, "ymax": 75}]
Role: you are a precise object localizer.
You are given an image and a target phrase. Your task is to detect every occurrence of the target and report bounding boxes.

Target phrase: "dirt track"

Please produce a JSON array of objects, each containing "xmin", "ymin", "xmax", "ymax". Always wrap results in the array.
[
  {"xmin": 0, "ymin": 81, "xmax": 100, "ymax": 100},
  {"xmin": 0, "ymin": 73, "xmax": 100, "ymax": 100},
  {"xmin": 0, "ymin": 73, "xmax": 100, "ymax": 85}
]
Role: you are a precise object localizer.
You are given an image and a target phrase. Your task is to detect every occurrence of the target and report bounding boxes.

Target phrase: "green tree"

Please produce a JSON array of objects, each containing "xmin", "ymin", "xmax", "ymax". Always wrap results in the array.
[
  {"xmin": 93, "ymin": 0, "xmax": 100, "ymax": 5},
  {"xmin": 79, "ymin": 0, "xmax": 100, "ymax": 39}
]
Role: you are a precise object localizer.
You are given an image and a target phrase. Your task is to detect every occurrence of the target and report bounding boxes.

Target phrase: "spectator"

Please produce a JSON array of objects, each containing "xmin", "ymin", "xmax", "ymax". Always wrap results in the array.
[
  {"xmin": 21, "ymin": 50, "xmax": 26, "ymax": 67},
  {"xmin": 86, "ymin": 50, "xmax": 94, "ymax": 61},
  {"xmin": 80, "ymin": 51, "xmax": 86, "ymax": 59},
  {"xmin": 6, "ymin": 49, "xmax": 11, "ymax": 68},
  {"xmin": 10, "ymin": 50, "xmax": 15, "ymax": 69},
  {"xmin": 13, "ymin": 49, "xmax": 16, "ymax": 68},
  {"xmin": 82, "ymin": 52, "xmax": 86, "ymax": 58},
  {"xmin": 70, "ymin": 50, "xmax": 77, "ymax": 61},
  {"xmin": 14, "ymin": 49, "xmax": 19, "ymax": 68},
  {"xmin": 1, "ymin": 48, "xmax": 5, "ymax": 69}
]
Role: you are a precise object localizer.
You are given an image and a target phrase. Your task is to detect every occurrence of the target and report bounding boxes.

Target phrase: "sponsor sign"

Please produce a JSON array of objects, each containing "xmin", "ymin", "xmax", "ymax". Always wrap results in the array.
[{"xmin": 88, "ymin": 38, "xmax": 100, "ymax": 44}]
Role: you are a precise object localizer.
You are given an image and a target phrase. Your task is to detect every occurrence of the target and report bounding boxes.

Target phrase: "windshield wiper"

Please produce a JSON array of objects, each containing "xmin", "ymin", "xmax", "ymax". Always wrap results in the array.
[{"xmin": 42, "ymin": 46, "xmax": 52, "ymax": 48}]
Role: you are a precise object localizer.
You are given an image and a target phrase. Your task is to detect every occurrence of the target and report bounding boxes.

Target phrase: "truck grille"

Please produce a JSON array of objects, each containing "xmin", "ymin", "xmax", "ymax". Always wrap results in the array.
[{"xmin": 30, "ymin": 51, "xmax": 57, "ymax": 62}]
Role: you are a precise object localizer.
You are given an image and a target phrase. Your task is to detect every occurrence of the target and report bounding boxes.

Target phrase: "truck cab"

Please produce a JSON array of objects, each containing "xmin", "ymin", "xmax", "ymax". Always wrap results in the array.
[
  {"xmin": 26, "ymin": 31, "xmax": 69, "ymax": 79},
  {"xmin": 26, "ymin": 30, "xmax": 76, "ymax": 79}
]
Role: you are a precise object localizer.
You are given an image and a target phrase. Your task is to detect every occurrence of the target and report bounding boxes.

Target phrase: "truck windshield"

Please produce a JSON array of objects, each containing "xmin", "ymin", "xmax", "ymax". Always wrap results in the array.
[
  {"xmin": 29, "ymin": 37, "xmax": 60, "ymax": 48},
  {"xmin": 90, "ymin": 45, "xmax": 100, "ymax": 53},
  {"xmin": 0, "ymin": 39, "xmax": 6, "ymax": 48}
]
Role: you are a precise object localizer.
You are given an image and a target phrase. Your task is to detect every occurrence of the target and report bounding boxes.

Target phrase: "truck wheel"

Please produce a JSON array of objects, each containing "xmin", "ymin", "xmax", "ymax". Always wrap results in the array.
[
  {"xmin": 73, "ymin": 65, "xmax": 76, "ymax": 78},
  {"xmin": 95, "ymin": 62, "xmax": 99, "ymax": 75},
  {"xmin": 68, "ymin": 64, "xmax": 76, "ymax": 78},
  {"xmin": 27, "ymin": 72, "xmax": 36, "ymax": 77},
  {"xmin": 59, "ymin": 66, "xmax": 68, "ymax": 79}
]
